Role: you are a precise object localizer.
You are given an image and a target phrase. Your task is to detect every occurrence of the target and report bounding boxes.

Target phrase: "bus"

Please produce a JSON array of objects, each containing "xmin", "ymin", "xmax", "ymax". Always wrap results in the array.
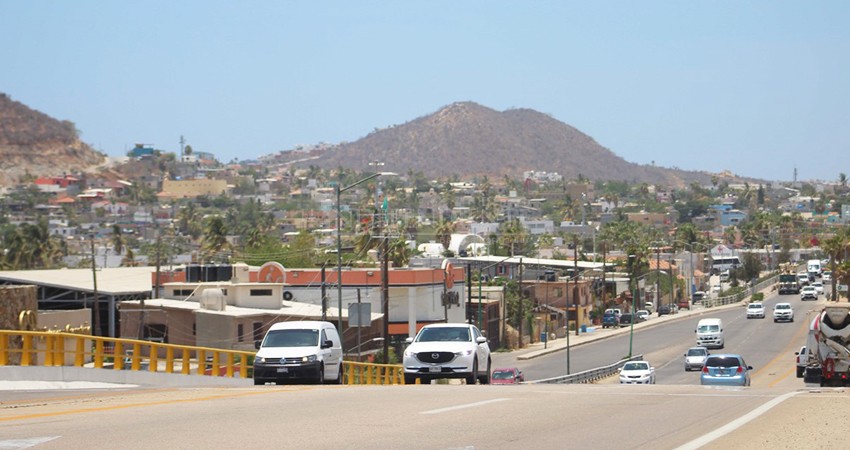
[{"xmin": 710, "ymin": 256, "xmax": 741, "ymax": 275}]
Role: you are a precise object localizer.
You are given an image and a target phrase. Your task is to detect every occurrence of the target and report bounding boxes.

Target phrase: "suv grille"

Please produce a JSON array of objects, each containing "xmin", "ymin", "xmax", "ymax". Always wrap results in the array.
[
  {"xmin": 265, "ymin": 357, "xmax": 303, "ymax": 364},
  {"xmin": 415, "ymin": 352, "xmax": 455, "ymax": 363}
]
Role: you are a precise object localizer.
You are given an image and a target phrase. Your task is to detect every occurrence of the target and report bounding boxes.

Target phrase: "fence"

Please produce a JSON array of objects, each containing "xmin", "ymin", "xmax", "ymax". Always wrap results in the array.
[
  {"xmin": 0, "ymin": 330, "xmax": 404, "ymax": 385},
  {"xmin": 530, "ymin": 355, "xmax": 644, "ymax": 384},
  {"xmin": 705, "ymin": 274, "xmax": 778, "ymax": 308}
]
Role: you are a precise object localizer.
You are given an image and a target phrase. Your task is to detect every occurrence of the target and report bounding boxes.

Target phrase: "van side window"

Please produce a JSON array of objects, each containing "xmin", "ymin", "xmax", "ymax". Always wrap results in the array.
[{"xmin": 321, "ymin": 329, "xmax": 328, "ymax": 343}]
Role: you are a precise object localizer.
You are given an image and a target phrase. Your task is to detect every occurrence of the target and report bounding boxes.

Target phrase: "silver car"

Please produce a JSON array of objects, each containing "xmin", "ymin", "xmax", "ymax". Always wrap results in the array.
[{"xmin": 684, "ymin": 346, "xmax": 709, "ymax": 371}]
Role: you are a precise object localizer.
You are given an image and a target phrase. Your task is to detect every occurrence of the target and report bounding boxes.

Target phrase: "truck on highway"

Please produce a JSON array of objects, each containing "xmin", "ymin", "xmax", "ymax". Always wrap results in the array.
[
  {"xmin": 803, "ymin": 304, "xmax": 850, "ymax": 387},
  {"xmin": 778, "ymin": 273, "xmax": 800, "ymax": 295}
]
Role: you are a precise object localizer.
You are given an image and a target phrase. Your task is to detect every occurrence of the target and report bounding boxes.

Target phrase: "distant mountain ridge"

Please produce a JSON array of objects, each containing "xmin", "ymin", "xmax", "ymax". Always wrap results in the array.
[
  {"xmin": 0, "ymin": 93, "xmax": 105, "ymax": 187},
  {"xmin": 275, "ymin": 102, "xmax": 723, "ymax": 186}
]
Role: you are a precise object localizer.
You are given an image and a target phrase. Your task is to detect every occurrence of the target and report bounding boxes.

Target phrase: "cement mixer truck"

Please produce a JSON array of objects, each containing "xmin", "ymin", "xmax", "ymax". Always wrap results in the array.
[{"xmin": 803, "ymin": 304, "xmax": 850, "ymax": 386}]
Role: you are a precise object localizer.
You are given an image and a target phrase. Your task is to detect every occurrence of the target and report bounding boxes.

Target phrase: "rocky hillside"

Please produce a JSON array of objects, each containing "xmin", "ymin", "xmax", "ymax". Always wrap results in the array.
[
  {"xmin": 0, "ymin": 93, "xmax": 106, "ymax": 187},
  {"xmin": 272, "ymin": 102, "xmax": 722, "ymax": 187}
]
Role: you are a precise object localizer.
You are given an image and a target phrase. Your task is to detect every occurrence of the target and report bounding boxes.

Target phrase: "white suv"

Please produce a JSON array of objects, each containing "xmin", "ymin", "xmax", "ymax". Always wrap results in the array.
[
  {"xmin": 402, "ymin": 323, "xmax": 491, "ymax": 385},
  {"xmin": 773, "ymin": 303, "xmax": 794, "ymax": 323}
]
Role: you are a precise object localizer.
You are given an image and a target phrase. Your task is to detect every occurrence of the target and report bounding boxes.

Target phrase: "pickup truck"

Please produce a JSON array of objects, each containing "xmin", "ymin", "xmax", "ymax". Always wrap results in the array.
[{"xmin": 602, "ymin": 312, "xmax": 620, "ymax": 328}]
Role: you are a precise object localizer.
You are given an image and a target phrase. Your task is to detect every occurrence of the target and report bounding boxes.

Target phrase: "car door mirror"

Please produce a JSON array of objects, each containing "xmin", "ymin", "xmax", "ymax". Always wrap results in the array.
[
  {"xmin": 321, "ymin": 339, "xmax": 333, "ymax": 349},
  {"xmin": 404, "ymin": 337, "xmax": 413, "ymax": 344},
  {"xmin": 255, "ymin": 340, "xmax": 261, "ymax": 350},
  {"xmin": 747, "ymin": 366, "xmax": 753, "ymax": 370},
  {"xmin": 476, "ymin": 336, "xmax": 488, "ymax": 344}
]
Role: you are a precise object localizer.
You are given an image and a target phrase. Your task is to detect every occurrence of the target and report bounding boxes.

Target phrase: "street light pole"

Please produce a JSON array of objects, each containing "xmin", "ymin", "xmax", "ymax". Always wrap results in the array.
[{"xmin": 336, "ymin": 173, "xmax": 383, "ymax": 337}]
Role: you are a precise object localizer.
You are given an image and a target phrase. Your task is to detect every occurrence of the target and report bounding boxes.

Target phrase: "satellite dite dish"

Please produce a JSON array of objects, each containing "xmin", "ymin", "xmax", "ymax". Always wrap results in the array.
[
  {"xmin": 442, "ymin": 259, "xmax": 454, "ymax": 290},
  {"xmin": 258, "ymin": 262, "xmax": 286, "ymax": 284}
]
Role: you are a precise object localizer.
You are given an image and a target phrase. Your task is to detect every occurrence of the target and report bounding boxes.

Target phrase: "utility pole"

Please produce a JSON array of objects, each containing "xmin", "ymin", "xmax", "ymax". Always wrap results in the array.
[
  {"xmin": 381, "ymin": 230, "xmax": 389, "ymax": 364},
  {"xmin": 321, "ymin": 265, "xmax": 327, "ymax": 321},
  {"xmin": 90, "ymin": 234, "xmax": 100, "ymax": 336},
  {"xmin": 574, "ymin": 235, "xmax": 580, "ymax": 336},
  {"xmin": 518, "ymin": 258, "xmax": 524, "ymax": 348}
]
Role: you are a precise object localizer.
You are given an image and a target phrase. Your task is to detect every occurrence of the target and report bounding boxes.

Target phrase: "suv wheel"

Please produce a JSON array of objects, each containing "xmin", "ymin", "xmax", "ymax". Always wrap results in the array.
[
  {"xmin": 404, "ymin": 374, "xmax": 419, "ymax": 385},
  {"xmin": 478, "ymin": 358, "xmax": 491, "ymax": 385},
  {"xmin": 315, "ymin": 364, "xmax": 325, "ymax": 385},
  {"xmin": 466, "ymin": 361, "xmax": 478, "ymax": 385}
]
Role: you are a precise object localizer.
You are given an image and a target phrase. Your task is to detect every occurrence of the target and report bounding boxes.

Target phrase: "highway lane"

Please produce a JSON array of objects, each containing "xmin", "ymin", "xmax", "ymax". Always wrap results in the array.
[
  {"xmin": 495, "ymin": 287, "xmax": 826, "ymax": 388},
  {"xmin": 0, "ymin": 382, "xmax": 807, "ymax": 449}
]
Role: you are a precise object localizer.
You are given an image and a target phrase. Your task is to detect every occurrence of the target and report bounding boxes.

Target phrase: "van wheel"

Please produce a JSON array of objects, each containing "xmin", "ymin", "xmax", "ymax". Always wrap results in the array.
[
  {"xmin": 254, "ymin": 378, "xmax": 264, "ymax": 386},
  {"xmin": 466, "ymin": 361, "xmax": 478, "ymax": 385},
  {"xmin": 335, "ymin": 365, "xmax": 344, "ymax": 384},
  {"xmin": 404, "ymin": 375, "xmax": 418, "ymax": 385},
  {"xmin": 316, "ymin": 365, "xmax": 325, "ymax": 385}
]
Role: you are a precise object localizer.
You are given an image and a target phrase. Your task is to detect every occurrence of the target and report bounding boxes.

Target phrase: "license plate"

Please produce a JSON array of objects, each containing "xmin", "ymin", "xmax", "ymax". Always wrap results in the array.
[
  {"xmin": 277, "ymin": 367, "xmax": 288, "ymax": 373},
  {"xmin": 428, "ymin": 366, "xmax": 441, "ymax": 373}
]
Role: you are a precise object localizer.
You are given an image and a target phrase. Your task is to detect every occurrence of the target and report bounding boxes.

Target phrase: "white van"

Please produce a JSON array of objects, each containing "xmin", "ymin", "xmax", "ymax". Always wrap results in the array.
[
  {"xmin": 695, "ymin": 318, "xmax": 724, "ymax": 349},
  {"xmin": 253, "ymin": 321, "xmax": 344, "ymax": 385}
]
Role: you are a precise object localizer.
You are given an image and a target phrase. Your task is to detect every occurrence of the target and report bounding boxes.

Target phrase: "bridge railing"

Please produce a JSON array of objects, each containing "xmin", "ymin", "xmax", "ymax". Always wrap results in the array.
[
  {"xmin": 0, "ymin": 330, "xmax": 404, "ymax": 385},
  {"xmin": 529, "ymin": 355, "xmax": 644, "ymax": 384}
]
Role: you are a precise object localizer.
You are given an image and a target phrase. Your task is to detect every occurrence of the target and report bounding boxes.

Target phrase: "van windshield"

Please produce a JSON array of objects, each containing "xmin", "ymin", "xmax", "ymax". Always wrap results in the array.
[
  {"xmin": 263, "ymin": 329, "xmax": 319, "ymax": 347},
  {"xmin": 698, "ymin": 325, "xmax": 720, "ymax": 333}
]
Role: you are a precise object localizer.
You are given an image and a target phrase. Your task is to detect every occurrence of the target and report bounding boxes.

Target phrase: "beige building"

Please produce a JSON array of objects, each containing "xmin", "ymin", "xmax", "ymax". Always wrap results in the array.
[{"xmin": 162, "ymin": 178, "xmax": 228, "ymax": 198}]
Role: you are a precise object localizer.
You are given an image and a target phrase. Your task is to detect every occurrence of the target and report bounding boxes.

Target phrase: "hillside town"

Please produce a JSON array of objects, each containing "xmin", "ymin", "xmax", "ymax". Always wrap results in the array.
[{"xmin": 2, "ymin": 139, "xmax": 850, "ymax": 362}]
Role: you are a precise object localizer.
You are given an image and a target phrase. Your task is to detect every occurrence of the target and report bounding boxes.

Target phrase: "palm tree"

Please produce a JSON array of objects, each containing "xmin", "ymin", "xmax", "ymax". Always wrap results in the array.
[
  {"xmin": 435, "ymin": 219, "xmax": 455, "ymax": 253},
  {"xmin": 387, "ymin": 236, "xmax": 413, "ymax": 268},
  {"xmin": 111, "ymin": 224, "xmax": 125, "ymax": 263},
  {"xmin": 201, "ymin": 215, "xmax": 230, "ymax": 261}
]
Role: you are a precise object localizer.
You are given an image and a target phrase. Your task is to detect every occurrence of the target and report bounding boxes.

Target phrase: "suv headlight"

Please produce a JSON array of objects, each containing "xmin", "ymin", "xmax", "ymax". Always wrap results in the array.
[
  {"xmin": 301, "ymin": 355, "xmax": 317, "ymax": 363},
  {"xmin": 254, "ymin": 356, "xmax": 265, "ymax": 364},
  {"xmin": 403, "ymin": 348, "xmax": 416, "ymax": 358},
  {"xmin": 456, "ymin": 349, "xmax": 474, "ymax": 357}
]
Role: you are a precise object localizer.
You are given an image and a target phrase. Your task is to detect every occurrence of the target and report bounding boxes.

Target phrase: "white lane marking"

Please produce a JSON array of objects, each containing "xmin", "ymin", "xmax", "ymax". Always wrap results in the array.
[
  {"xmin": 421, "ymin": 398, "xmax": 510, "ymax": 415},
  {"xmin": 0, "ymin": 437, "xmax": 60, "ymax": 449},
  {"xmin": 676, "ymin": 390, "xmax": 801, "ymax": 450}
]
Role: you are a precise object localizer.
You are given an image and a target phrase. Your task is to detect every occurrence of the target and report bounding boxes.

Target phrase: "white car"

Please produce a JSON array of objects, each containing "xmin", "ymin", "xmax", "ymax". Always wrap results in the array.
[
  {"xmin": 773, "ymin": 302, "xmax": 794, "ymax": 322},
  {"xmin": 619, "ymin": 360, "xmax": 656, "ymax": 384},
  {"xmin": 402, "ymin": 323, "xmax": 491, "ymax": 385},
  {"xmin": 812, "ymin": 282, "xmax": 824, "ymax": 295},
  {"xmin": 636, "ymin": 310, "xmax": 650, "ymax": 321},
  {"xmin": 746, "ymin": 302, "xmax": 766, "ymax": 319},
  {"xmin": 824, "ymin": 271, "xmax": 832, "ymax": 282},
  {"xmin": 801, "ymin": 286, "xmax": 818, "ymax": 300},
  {"xmin": 684, "ymin": 347, "xmax": 709, "ymax": 371}
]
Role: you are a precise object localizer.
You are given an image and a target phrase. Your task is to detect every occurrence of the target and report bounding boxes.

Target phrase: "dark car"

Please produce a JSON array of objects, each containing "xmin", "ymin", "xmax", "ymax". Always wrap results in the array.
[
  {"xmin": 657, "ymin": 305, "xmax": 672, "ymax": 316},
  {"xmin": 619, "ymin": 313, "xmax": 644, "ymax": 327}
]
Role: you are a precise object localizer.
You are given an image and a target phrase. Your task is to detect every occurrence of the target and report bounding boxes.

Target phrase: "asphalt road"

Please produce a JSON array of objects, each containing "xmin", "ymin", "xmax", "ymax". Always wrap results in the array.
[{"xmin": 1, "ymin": 286, "xmax": 840, "ymax": 449}]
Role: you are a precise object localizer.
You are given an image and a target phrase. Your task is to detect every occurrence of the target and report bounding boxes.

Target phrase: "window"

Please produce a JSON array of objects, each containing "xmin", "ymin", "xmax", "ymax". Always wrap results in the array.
[
  {"xmin": 173, "ymin": 289, "xmax": 194, "ymax": 296},
  {"xmin": 250, "ymin": 289, "xmax": 273, "ymax": 296},
  {"xmin": 253, "ymin": 322, "xmax": 263, "ymax": 341},
  {"xmin": 237, "ymin": 324, "xmax": 244, "ymax": 342}
]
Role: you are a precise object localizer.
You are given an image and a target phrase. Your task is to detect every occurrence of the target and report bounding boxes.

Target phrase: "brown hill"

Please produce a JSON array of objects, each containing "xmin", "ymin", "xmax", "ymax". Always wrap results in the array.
[
  {"xmin": 288, "ymin": 102, "xmax": 718, "ymax": 186},
  {"xmin": 0, "ymin": 93, "xmax": 106, "ymax": 187}
]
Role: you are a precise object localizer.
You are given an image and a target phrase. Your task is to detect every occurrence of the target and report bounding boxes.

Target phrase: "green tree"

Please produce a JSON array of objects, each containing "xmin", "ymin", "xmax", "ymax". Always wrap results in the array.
[{"xmin": 201, "ymin": 215, "xmax": 230, "ymax": 261}]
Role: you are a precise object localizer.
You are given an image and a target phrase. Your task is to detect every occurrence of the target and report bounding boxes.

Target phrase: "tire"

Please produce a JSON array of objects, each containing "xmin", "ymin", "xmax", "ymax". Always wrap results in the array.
[
  {"xmin": 466, "ymin": 361, "xmax": 478, "ymax": 385},
  {"xmin": 254, "ymin": 378, "xmax": 265, "ymax": 386},
  {"xmin": 334, "ymin": 365, "xmax": 344, "ymax": 384},
  {"xmin": 478, "ymin": 358, "xmax": 491, "ymax": 385},
  {"xmin": 804, "ymin": 367, "xmax": 822, "ymax": 384},
  {"xmin": 796, "ymin": 366, "xmax": 804, "ymax": 378},
  {"xmin": 315, "ymin": 364, "xmax": 325, "ymax": 385},
  {"xmin": 404, "ymin": 375, "xmax": 419, "ymax": 385}
]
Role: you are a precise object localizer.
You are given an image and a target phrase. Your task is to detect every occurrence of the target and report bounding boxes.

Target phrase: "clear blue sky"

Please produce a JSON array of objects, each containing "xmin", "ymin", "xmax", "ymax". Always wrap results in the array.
[{"xmin": 2, "ymin": 2, "xmax": 848, "ymax": 182}]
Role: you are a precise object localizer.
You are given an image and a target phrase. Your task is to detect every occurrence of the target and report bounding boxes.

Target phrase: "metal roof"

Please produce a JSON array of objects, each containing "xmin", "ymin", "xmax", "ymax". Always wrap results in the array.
[
  {"xmin": 0, "ymin": 266, "xmax": 156, "ymax": 296},
  {"xmin": 456, "ymin": 255, "xmax": 608, "ymax": 270}
]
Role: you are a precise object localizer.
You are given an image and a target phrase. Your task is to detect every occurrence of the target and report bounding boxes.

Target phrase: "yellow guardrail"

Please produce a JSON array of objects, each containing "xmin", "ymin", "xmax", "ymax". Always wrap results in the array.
[{"xmin": 0, "ymin": 330, "xmax": 405, "ymax": 385}]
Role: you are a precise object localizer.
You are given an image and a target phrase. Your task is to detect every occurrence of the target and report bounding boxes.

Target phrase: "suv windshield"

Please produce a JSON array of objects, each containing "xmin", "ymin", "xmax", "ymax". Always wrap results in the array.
[
  {"xmin": 416, "ymin": 327, "xmax": 471, "ymax": 342},
  {"xmin": 687, "ymin": 348, "xmax": 707, "ymax": 356}
]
